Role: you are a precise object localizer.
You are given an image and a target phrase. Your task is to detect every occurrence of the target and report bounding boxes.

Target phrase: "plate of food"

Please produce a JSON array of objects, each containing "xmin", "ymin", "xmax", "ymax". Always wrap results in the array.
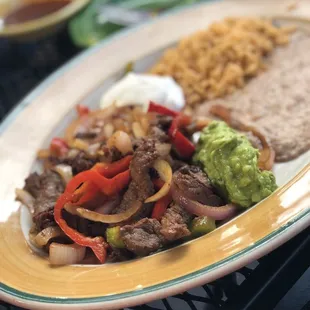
[{"xmin": 0, "ymin": 0, "xmax": 309, "ymax": 309}]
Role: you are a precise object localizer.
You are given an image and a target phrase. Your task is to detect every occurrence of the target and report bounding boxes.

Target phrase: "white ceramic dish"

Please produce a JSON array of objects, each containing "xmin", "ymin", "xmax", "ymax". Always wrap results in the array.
[{"xmin": 0, "ymin": 0, "xmax": 309, "ymax": 309}]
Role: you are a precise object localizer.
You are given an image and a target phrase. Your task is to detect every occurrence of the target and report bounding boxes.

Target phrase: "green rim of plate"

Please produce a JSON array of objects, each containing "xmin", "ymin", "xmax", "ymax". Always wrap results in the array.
[{"xmin": 0, "ymin": 0, "xmax": 309, "ymax": 305}]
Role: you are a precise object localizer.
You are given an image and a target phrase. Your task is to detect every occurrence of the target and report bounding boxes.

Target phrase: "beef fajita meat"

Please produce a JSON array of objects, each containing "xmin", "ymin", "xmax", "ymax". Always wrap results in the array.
[
  {"xmin": 173, "ymin": 165, "xmax": 223, "ymax": 206},
  {"xmin": 150, "ymin": 114, "xmax": 173, "ymax": 132},
  {"xmin": 129, "ymin": 138, "xmax": 158, "ymax": 187},
  {"xmin": 120, "ymin": 218, "xmax": 165, "ymax": 256},
  {"xmin": 171, "ymin": 159, "xmax": 188, "ymax": 172},
  {"xmin": 107, "ymin": 247, "xmax": 134, "ymax": 262},
  {"xmin": 120, "ymin": 204, "xmax": 191, "ymax": 256},
  {"xmin": 33, "ymin": 209, "xmax": 55, "ymax": 231},
  {"xmin": 24, "ymin": 172, "xmax": 42, "ymax": 198},
  {"xmin": 130, "ymin": 135, "xmax": 171, "ymax": 181},
  {"xmin": 115, "ymin": 136, "xmax": 170, "ymax": 215},
  {"xmin": 99, "ymin": 146, "xmax": 123, "ymax": 163},
  {"xmin": 30, "ymin": 171, "xmax": 65, "ymax": 230},
  {"xmin": 160, "ymin": 203, "xmax": 192, "ymax": 241},
  {"xmin": 75, "ymin": 130, "xmax": 98, "ymax": 140},
  {"xmin": 63, "ymin": 151, "xmax": 98, "ymax": 175},
  {"xmin": 48, "ymin": 151, "xmax": 98, "ymax": 175},
  {"xmin": 148, "ymin": 125, "xmax": 170, "ymax": 143},
  {"xmin": 114, "ymin": 181, "xmax": 153, "ymax": 218},
  {"xmin": 50, "ymin": 147, "xmax": 122, "ymax": 176},
  {"xmin": 62, "ymin": 210, "xmax": 106, "ymax": 237}
]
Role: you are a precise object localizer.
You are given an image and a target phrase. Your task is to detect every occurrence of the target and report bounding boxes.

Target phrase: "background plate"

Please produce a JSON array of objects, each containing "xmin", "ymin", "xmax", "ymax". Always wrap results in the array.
[{"xmin": 0, "ymin": 0, "xmax": 310, "ymax": 309}]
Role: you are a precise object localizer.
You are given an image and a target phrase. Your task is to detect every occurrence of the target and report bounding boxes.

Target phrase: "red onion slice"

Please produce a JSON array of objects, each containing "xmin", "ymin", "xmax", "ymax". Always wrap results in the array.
[{"xmin": 171, "ymin": 185, "xmax": 237, "ymax": 220}]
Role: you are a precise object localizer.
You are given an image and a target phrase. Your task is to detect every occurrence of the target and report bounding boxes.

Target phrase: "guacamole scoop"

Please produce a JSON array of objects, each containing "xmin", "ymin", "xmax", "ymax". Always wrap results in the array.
[{"xmin": 194, "ymin": 121, "xmax": 277, "ymax": 208}]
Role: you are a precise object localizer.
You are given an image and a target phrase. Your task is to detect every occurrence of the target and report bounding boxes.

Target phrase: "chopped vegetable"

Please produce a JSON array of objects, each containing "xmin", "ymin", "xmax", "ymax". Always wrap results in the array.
[
  {"xmin": 65, "ymin": 107, "xmax": 115, "ymax": 146},
  {"xmin": 106, "ymin": 226, "xmax": 125, "ymax": 248},
  {"xmin": 50, "ymin": 137, "xmax": 69, "ymax": 157},
  {"xmin": 94, "ymin": 196, "xmax": 121, "ymax": 215},
  {"xmin": 171, "ymin": 184, "xmax": 237, "ymax": 220},
  {"xmin": 168, "ymin": 112, "xmax": 195, "ymax": 158},
  {"xmin": 54, "ymin": 192, "xmax": 108, "ymax": 263},
  {"xmin": 76, "ymin": 201, "xmax": 142, "ymax": 224},
  {"xmin": 171, "ymin": 130, "xmax": 195, "ymax": 159},
  {"xmin": 76, "ymin": 104, "xmax": 90, "ymax": 117},
  {"xmin": 107, "ymin": 130, "xmax": 133, "ymax": 155},
  {"xmin": 168, "ymin": 113, "xmax": 192, "ymax": 138},
  {"xmin": 15, "ymin": 188, "xmax": 35, "ymax": 214},
  {"xmin": 72, "ymin": 156, "xmax": 132, "ymax": 204},
  {"xmin": 49, "ymin": 243, "xmax": 86, "ymax": 266},
  {"xmin": 148, "ymin": 101, "xmax": 179, "ymax": 117},
  {"xmin": 132, "ymin": 121, "xmax": 146, "ymax": 138},
  {"xmin": 152, "ymin": 178, "xmax": 165, "ymax": 189},
  {"xmin": 250, "ymin": 126, "xmax": 275, "ymax": 171},
  {"xmin": 52, "ymin": 164, "xmax": 73, "ymax": 184},
  {"xmin": 193, "ymin": 117, "xmax": 212, "ymax": 132},
  {"xmin": 64, "ymin": 203, "xmax": 79, "ymax": 215},
  {"xmin": 34, "ymin": 226, "xmax": 65, "ymax": 248},
  {"xmin": 66, "ymin": 169, "xmax": 131, "ymax": 200},
  {"xmin": 103, "ymin": 123, "xmax": 114, "ymax": 139},
  {"xmin": 37, "ymin": 149, "xmax": 50, "ymax": 159},
  {"xmin": 190, "ymin": 216, "xmax": 216, "ymax": 237},
  {"xmin": 148, "ymin": 102, "xmax": 195, "ymax": 159},
  {"xmin": 93, "ymin": 155, "xmax": 132, "ymax": 178},
  {"xmin": 151, "ymin": 193, "xmax": 172, "ymax": 220},
  {"xmin": 151, "ymin": 178, "xmax": 172, "ymax": 220},
  {"xmin": 145, "ymin": 159, "xmax": 172, "ymax": 203},
  {"xmin": 69, "ymin": 138, "xmax": 89, "ymax": 151}
]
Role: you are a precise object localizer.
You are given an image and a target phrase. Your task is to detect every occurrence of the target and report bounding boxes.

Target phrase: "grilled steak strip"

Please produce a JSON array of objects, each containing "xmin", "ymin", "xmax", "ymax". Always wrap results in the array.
[
  {"xmin": 121, "ymin": 218, "xmax": 165, "ymax": 256},
  {"xmin": 26, "ymin": 171, "xmax": 65, "ymax": 230}
]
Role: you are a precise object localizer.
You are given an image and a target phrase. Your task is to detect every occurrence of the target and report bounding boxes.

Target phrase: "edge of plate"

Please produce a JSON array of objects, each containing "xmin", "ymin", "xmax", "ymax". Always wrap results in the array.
[
  {"xmin": 1, "ymin": 209, "xmax": 309, "ymax": 309},
  {"xmin": 0, "ymin": 0, "xmax": 310, "ymax": 308}
]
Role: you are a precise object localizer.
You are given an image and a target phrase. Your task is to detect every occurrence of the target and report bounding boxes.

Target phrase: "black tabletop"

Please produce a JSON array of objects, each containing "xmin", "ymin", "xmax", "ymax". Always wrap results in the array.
[{"xmin": 0, "ymin": 29, "xmax": 309, "ymax": 310}]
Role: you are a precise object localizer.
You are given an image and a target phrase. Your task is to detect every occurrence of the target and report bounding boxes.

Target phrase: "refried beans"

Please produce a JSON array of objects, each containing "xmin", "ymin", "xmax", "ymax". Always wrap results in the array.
[{"xmin": 196, "ymin": 35, "xmax": 310, "ymax": 162}]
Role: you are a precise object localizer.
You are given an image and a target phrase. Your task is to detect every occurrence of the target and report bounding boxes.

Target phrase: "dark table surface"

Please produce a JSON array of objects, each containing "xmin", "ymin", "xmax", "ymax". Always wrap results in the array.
[{"xmin": 0, "ymin": 29, "xmax": 309, "ymax": 310}]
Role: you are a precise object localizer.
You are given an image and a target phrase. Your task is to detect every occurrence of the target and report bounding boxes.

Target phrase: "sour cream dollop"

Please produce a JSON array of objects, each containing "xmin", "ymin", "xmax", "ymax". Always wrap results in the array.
[{"xmin": 100, "ymin": 73, "xmax": 185, "ymax": 111}]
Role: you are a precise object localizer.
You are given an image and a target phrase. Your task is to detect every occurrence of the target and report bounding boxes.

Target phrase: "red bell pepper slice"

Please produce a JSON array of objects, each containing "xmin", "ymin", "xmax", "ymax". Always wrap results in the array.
[
  {"xmin": 72, "ymin": 156, "xmax": 132, "ymax": 204},
  {"xmin": 147, "ymin": 102, "xmax": 195, "ymax": 159},
  {"xmin": 72, "ymin": 185, "xmax": 99, "ymax": 205},
  {"xmin": 54, "ymin": 157, "xmax": 132, "ymax": 262},
  {"xmin": 168, "ymin": 112, "xmax": 195, "ymax": 159},
  {"xmin": 93, "ymin": 155, "xmax": 132, "ymax": 178},
  {"xmin": 171, "ymin": 131, "xmax": 195, "ymax": 159},
  {"xmin": 66, "ymin": 169, "xmax": 131, "ymax": 198},
  {"xmin": 152, "ymin": 178, "xmax": 165, "ymax": 190},
  {"xmin": 151, "ymin": 179, "xmax": 172, "ymax": 220},
  {"xmin": 168, "ymin": 113, "xmax": 192, "ymax": 138},
  {"xmin": 54, "ymin": 192, "xmax": 108, "ymax": 263},
  {"xmin": 151, "ymin": 193, "xmax": 172, "ymax": 220},
  {"xmin": 76, "ymin": 104, "xmax": 90, "ymax": 117},
  {"xmin": 148, "ymin": 101, "xmax": 179, "ymax": 117},
  {"xmin": 50, "ymin": 137, "xmax": 69, "ymax": 157}
]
